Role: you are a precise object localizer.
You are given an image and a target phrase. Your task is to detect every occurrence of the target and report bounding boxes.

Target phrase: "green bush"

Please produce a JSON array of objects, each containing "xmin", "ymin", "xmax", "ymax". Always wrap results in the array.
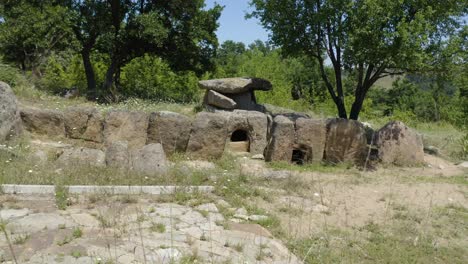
[
  {"xmin": 0, "ymin": 64, "xmax": 24, "ymax": 87},
  {"xmin": 120, "ymin": 54, "xmax": 199, "ymax": 103}
]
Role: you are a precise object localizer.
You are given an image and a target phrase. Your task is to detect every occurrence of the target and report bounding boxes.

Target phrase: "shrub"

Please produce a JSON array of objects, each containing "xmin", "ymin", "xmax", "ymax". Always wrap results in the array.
[
  {"xmin": 120, "ymin": 54, "xmax": 199, "ymax": 103},
  {"xmin": 0, "ymin": 64, "xmax": 24, "ymax": 87}
]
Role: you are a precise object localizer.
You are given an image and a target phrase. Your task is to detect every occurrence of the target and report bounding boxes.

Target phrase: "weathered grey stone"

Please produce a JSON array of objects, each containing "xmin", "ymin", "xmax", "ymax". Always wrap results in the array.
[
  {"xmin": 7, "ymin": 213, "xmax": 76, "ymax": 233},
  {"xmin": 0, "ymin": 82, "xmax": 22, "ymax": 142},
  {"xmin": 64, "ymin": 107, "xmax": 103, "ymax": 142},
  {"xmin": 295, "ymin": 118, "xmax": 326, "ymax": 163},
  {"xmin": 131, "ymin": 143, "xmax": 168, "ymax": 175},
  {"xmin": 199, "ymin": 77, "xmax": 272, "ymax": 94},
  {"xmin": 265, "ymin": 115, "xmax": 295, "ymax": 162},
  {"xmin": 205, "ymin": 90, "xmax": 237, "ymax": 109},
  {"xmin": 103, "ymin": 110, "xmax": 149, "ymax": 149},
  {"xmin": 249, "ymin": 215, "xmax": 269, "ymax": 221},
  {"xmin": 324, "ymin": 118, "xmax": 368, "ymax": 165},
  {"xmin": 186, "ymin": 112, "xmax": 228, "ymax": 159},
  {"xmin": 57, "ymin": 147, "xmax": 106, "ymax": 167},
  {"xmin": 31, "ymin": 150, "xmax": 48, "ymax": 163},
  {"xmin": 147, "ymin": 111, "xmax": 191, "ymax": 155},
  {"xmin": 195, "ymin": 203, "xmax": 219, "ymax": 213},
  {"xmin": 20, "ymin": 107, "xmax": 65, "ymax": 137},
  {"xmin": 0, "ymin": 208, "xmax": 30, "ymax": 220},
  {"xmin": 229, "ymin": 91, "xmax": 258, "ymax": 110},
  {"xmin": 225, "ymin": 110, "xmax": 269, "ymax": 156},
  {"xmin": 459, "ymin": 161, "xmax": 468, "ymax": 168},
  {"xmin": 376, "ymin": 121, "xmax": 425, "ymax": 166},
  {"xmin": 105, "ymin": 141, "xmax": 129, "ymax": 169}
]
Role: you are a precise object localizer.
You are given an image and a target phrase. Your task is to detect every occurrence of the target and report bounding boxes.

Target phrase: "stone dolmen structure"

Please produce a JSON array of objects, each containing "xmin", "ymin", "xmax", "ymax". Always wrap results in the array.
[{"xmin": 0, "ymin": 79, "xmax": 426, "ymax": 175}]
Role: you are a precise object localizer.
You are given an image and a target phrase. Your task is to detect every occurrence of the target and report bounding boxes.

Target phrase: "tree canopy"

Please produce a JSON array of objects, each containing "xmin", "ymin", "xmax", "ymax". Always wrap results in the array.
[{"xmin": 249, "ymin": 0, "xmax": 467, "ymax": 119}]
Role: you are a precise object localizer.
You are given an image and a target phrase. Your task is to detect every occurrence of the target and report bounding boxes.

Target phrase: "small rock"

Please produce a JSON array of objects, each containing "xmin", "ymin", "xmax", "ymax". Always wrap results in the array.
[
  {"xmin": 251, "ymin": 154, "xmax": 265, "ymax": 160},
  {"xmin": 195, "ymin": 203, "xmax": 219, "ymax": 213},
  {"xmin": 458, "ymin": 161, "xmax": 468, "ymax": 168},
  {"xmin": 233, "ymin": 214, "xmax": 249, "ymax": 221},
  {"xmin": 438, "ymin": 164, "xmax": 445, "ymax": 170},
  {"xmin": 249, "ymin": 215, "xmax": 269, "ymax": 221},
  {"xmin": 235, "ymin": 208, "xmax": 248, "ymax": 215},
  {"xmin": 312, "ymin": 204, "xmax": 329, "ymax": 213},
  {"xmin": 424, "ymin": 145, "xmax": 440, "ymax": 155}
]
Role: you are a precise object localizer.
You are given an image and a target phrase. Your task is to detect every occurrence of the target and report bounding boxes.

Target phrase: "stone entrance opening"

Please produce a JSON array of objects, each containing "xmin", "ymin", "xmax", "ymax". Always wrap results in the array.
[
  {"xmin": 292, "ymin": 149, "xmax": 306, "ymax": 165},
  {"xmin": 229, "ymin": 129, "xmax": 250, "ymax": 152},
  {"xmin": 291, "ymin": 144, "xmax": 311, "ymax": 165}
]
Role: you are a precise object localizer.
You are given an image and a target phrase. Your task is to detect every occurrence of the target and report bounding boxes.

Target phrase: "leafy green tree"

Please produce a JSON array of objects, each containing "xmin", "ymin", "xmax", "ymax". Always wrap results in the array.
[
  {"xmin": 0, "ymin": 1, "xmax": 73, "ymax": 74},
  {"xmin": 250, "ymin": 0, "xmax": 467, "ymax": 120}
]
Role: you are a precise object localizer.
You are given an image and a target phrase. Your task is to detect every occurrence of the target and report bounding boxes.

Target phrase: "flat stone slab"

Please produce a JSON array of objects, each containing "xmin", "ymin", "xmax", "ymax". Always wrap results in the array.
[
  {"xmin": 199, "ymin": 77, "xmax": 272, "ymax": 94},
  {"xmin": 0, "ymin": 185, "xmax": 214, "ymax": 195}
]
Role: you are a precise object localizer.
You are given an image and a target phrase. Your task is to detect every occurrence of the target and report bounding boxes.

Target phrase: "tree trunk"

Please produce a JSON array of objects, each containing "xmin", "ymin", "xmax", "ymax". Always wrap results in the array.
[
  {"xmin": 103, "ymin": 59, "xmax": 117, "ymax": 92},
  {"xmin": 81, "ymin": 48, "xmax": 97, "ymax": 99},
  {"xmin": 349, "ymin": 99, "xmax": 363, "ymax": 120},
  {"xmin": 336, "ymin": 99, "xmax": 348, "ymax": 119}
]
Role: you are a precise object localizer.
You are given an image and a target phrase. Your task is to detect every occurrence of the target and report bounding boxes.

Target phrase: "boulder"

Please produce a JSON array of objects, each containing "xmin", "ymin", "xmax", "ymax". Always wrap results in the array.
[
  {"xmin": 103, "ymin": 110, "xmax": 149, "ymax": 149},
  {"xmin": 147, "ymin": 111, "xmax": 192, "ymax": 155},
  {"xmin": 64, "ymin": 107, "xmax": 103, "ymax": 143},
  {"xmin": 295, "ymin": 118, "xmax": 326, "ymax": 163},
  {"xmin": 131, "ymin": 143, "xmax": 168, "ymax": 175},
  {"xmin": 0, "ymin": 82, "xmax": 22, "ymax": 142},
  {"xmin": 199, "ymin": 77, "xmax": 272, "ymax": 94},
  {"xmin": 324, "ymin": 118, "xmax": 367, "ymax": 165},
  {"xmin": 105, "ymin": 141, "xmax": 130, "ymax": 169},
  {"xmin": 186, "ymin": 112, "xmax": 228, "ymax": 159},
  {"xmin": 375, "ymin": 121, "xmax": 425, "ymax": 166},
  {"xmin": 204, "ymin": 90, "xmax": 237, "ymax": 109},
  {"xmin": 225, "ymin": 110, "xmax": 269, "ymax": 156},
  {"xmin": 265, "ymin": 115, "xmax": 295, "ymax": 162},
  {"xmin": 20, "ymin": 107, "xmax": 65, "ymax": 137},
  {"xmin": 56, "ymin": 147, "xmax": 106, "ymax": 167}
]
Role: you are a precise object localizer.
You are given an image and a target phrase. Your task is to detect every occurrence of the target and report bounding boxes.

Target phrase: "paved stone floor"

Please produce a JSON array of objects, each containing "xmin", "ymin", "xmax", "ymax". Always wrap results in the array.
[{"xmin": 0, "ymin": 195, "xmax": 300, "ymax": 264}]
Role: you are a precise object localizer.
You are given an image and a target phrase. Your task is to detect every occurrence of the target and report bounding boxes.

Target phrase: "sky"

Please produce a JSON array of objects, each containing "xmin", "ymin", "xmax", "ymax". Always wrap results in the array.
[{"xmin": 205, "ymin": 0, "xmax": 269, "ymax": 45}]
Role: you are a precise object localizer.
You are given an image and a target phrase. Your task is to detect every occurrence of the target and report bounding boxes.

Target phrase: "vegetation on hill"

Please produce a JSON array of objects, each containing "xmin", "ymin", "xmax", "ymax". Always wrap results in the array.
[{"xmin": 0, "ymin": 0, "xmax": 467, "ymax": 157}]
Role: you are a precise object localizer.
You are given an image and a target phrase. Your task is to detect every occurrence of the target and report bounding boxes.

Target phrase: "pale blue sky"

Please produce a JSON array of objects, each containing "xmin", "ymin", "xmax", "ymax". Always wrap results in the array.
[{"xmin": 205, "ymin": 0, "xmax": 269, "ymax": 44}]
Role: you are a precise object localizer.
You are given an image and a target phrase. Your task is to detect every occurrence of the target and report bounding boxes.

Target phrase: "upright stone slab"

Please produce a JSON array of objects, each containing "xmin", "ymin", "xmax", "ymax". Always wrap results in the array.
[
  {"xmin": 64, "ymin": 107, "xmax": 103, "ymax": 143},
  {"xmin": 187, "ymin": 112, "xmax": 228, "ymax": 159},
  {"xmin": 147, "ymin": 111, "xmax": 192, "ymax": 155},
  {"xmin": 131, "ymin": 143, "xmax": 168, "ymax": 175},
  {"xmin": 0, "ymin": 81, "xmax": 22, "ymax": 142},
  {"xmin": 265, "ymin": 115, "xmax": 295, "ymax": 162},
  {"xmin": 105, "ymin": 141, "xmax": 130, "ymax": 169},
  {"xmin": 376, "ymin": 121, "xmax": 425, "ymax": 166},
  {"xmin": 20, "ymin": 107, "xmax": 65, "ymax": 137},
  {"xmin": 226, "ymin": 110, "xmax": 269, "ymax": 156},
  {"xmin": 103, "ymin": 110, "xmax": 149, "ymax": 149},
  {"xmin": 295, "ymin": 118, "xmax": 326, "ymax": 163},
  {"xmin": 324, "ymin": 118, "xmax": 367, "ymax": 165},
  {"xmin": 204, "ymin": 90, "xmax": 237, "ymax": 109}
]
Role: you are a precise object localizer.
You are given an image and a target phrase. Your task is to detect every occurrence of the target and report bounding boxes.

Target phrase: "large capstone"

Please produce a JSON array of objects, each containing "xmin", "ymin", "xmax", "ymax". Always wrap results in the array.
[
  {"xmin": 147, "ymin": 111, "xmax": 192, "ymax": 155},
  {"xmin": 20, "ymin": 107, "xmax": 65, "ymax": 137},
  {"xmin": 64, "ymin": 107, "xmax": 103, "ymax": 143},
  {"xmin": 186, "ymin": 112, "xmax": 228, "ymax": 159},
  {"xmin": 199, "ymin": 77, "xmax": 272, "ymax": 94},
  {"xmin": 0, "ymin": 81, "xmax": 22, "ymax": 142},
  {"xmin": 375, "ymin": 121, "xmax": 425, "ymax": 166},
  {"xmin": 103, "ymin": 110, "xmax": 149, "ymax": 149},
  {"xmin": 324, "ymin": 118, "xmax": 367, "ymax": 165},
  {"xmin": 265, "ymin": 115, "xmax": 295, "ymax": 162}
]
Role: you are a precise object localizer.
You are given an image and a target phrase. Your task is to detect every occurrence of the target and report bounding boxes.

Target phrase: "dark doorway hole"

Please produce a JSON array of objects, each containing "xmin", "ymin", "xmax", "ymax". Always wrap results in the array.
[
  {"xmin": 292, "ymin": 149, "xmax": 307, "ymax": 165},
  {"xmin": 231, "ymin": 130, "xmax": 248, "ymax": 142}
]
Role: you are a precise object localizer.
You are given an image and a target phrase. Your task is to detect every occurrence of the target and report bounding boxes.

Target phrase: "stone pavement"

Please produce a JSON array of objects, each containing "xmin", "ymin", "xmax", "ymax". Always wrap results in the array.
[{"xmin": 0, "ymin": 196, "xmax": 301, "ymax": 264}]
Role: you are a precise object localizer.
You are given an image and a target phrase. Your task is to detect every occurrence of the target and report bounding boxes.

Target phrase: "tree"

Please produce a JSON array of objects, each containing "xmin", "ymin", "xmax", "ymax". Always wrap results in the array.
[
  {"xmin": 67, "ymin": 0, "xmax": 222, "ymax": 100},
  {"xmin": 0, "ymin": 1, "xmax": 73, "ymax": 74},
  {"xmin": 249, "ymin": 0, "xmax": 467, "ymax": 119}
]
